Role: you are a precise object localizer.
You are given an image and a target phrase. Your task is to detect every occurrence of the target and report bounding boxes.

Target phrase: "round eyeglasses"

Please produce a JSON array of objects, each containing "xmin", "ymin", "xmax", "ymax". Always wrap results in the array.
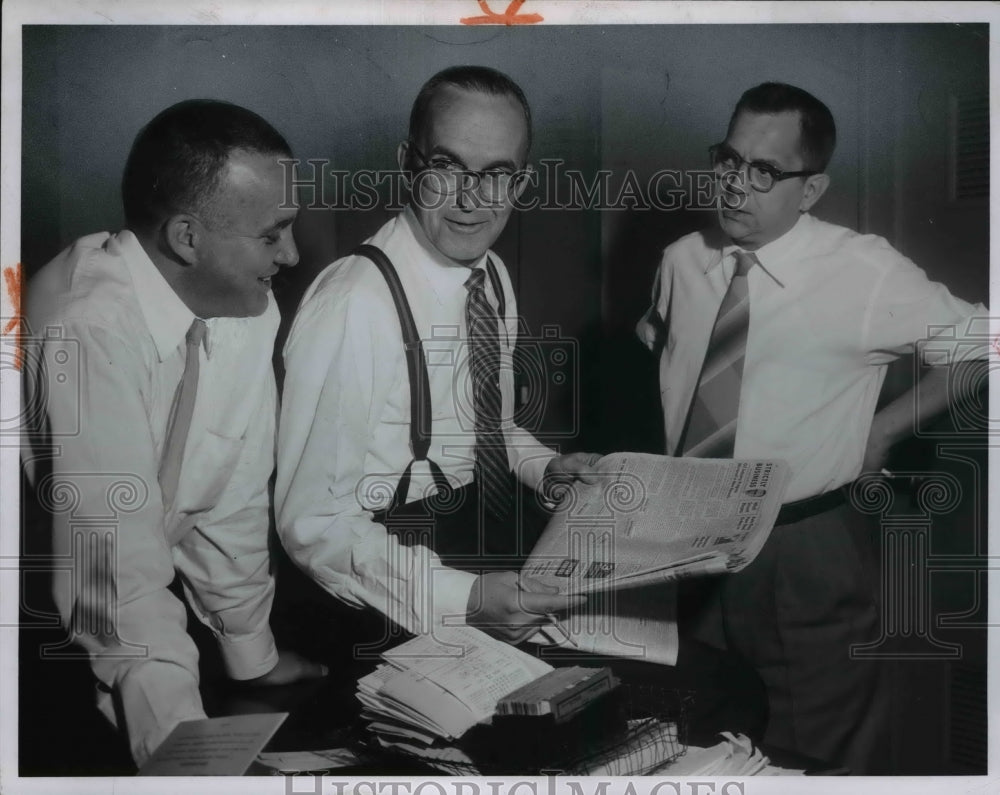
[
  {"xmin": 407, "ymin": 141, "xmax": 526, "ymax": 202},
  {"xmin": 709, "ymin": 143, "xmax": 820, "ymax": 193}
]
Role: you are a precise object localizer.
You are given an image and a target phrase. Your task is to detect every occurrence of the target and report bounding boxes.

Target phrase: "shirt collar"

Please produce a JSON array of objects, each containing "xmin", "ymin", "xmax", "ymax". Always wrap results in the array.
[
  {"xmin": 713, "ymin": 212, "xmax": 813, "ymax": 288},
  {"xmin": 401, "ymin": 205, "xmax": 490, "ymax": 299},
  {"xmin": 116, "ymin": 230, "xmax": 211, "ymax": 361}
]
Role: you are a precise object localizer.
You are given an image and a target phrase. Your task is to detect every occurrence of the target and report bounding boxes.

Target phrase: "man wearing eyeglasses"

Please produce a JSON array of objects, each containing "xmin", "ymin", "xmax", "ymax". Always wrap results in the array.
[
  {"xmin": 637, "ymin": 82, "xmax": 987, "ymax": 772},
  {"xmin": 276, "ymin": 66, "xmax": 600, "ymax": 653}
]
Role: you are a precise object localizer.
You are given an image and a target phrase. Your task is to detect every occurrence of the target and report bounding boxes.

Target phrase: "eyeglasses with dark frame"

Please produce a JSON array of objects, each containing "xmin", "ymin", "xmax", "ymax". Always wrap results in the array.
[
  {"xmin": 709, "ymin": 143, "xmax": 821, "ymax": 193},
  {"xmin": 406, "ymin": 140, "xmax": 527, "ymax": 202}
]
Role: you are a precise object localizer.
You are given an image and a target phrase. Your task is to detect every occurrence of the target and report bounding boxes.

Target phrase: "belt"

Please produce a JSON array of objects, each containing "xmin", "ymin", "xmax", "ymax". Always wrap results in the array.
[{"xmin": 775, "ymin": 485, "xmax": 850, "ymax": 526}]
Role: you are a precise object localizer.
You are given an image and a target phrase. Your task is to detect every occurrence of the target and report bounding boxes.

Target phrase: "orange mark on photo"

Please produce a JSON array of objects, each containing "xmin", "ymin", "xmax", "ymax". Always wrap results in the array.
[
  {"xmin": 992, "ymin": 334, "xmax": 1000, "ymax": 358},
  {"xmin": 461, "ymin": 0, "xmax": 543, "ymax": 25},
  {"xmin": 3, "ymin": 263, "xmax": 24, "ymax": 370}
]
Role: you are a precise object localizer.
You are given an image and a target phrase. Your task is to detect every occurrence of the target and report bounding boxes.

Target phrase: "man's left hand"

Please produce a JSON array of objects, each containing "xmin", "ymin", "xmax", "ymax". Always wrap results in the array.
[
  {"xmin": 246, "ymin": 650, "xmax": 328, "ymax": 686},
  {"xmin": 542, "ymin": 452, "xmax": 602, "ymax": 502}
]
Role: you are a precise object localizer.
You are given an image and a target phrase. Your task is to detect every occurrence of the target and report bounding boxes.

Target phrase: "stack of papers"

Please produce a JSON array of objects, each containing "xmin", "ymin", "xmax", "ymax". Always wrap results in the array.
[
  {"xmin": 356, "ymin": 625, "xmax": 553, "ymax": 750},
  {"xmin": 364, "ymin": 718, "xmax": 684, "ymax": 777},
  {"xmin": 666, "ymin": 732, "xmax": 804, "ymax": 776}
]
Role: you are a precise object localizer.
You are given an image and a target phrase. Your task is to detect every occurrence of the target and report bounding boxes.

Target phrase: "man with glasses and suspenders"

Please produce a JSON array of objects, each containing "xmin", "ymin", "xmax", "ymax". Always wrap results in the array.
[{"xmin": 276, "ymin": 66, "xmax": 594, "ymax": 654}]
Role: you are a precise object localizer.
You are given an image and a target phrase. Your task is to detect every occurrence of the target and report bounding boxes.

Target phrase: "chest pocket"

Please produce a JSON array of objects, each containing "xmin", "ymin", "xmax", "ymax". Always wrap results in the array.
[
  {"xmin": 748, "ymin": 299, "xmax": 837, "ymax": 415},
  {"xmin": 178, "ymin": 427, "xmax": 244, "ymax": 514}
]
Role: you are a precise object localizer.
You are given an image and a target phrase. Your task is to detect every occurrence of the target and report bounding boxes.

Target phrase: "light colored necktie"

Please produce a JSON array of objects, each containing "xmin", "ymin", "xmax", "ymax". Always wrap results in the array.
[
  {"xmin": 680, "ymin": 251, "xmax": 757, "ymax": 457},
  {"xmin": 464, "ymin": 268, "xmax": 511, "ymax": 520},
  {"xmin": 159, "ymin": 318, "xmax": 207, "ymax": 508}
]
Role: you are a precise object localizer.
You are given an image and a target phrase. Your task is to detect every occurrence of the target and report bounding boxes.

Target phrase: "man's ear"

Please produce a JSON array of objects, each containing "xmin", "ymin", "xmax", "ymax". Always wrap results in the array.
[
  {"xmin": 396, "ymin": 141, "xmax": 410, "ymax": 175},
  {"xmin": 799, "ymin": 173, "xmax": 830, "ymax": 213},
  {"xmin": 510, "ymin": 164, "xmax": 534, "ymax": 203},
  {"xmin": 396, "ymin": 141, "xmax": 415, "ymax": 192},
  {"xmin": 162, "ymin": 214, "xmax": 200, "ymax": 266}
]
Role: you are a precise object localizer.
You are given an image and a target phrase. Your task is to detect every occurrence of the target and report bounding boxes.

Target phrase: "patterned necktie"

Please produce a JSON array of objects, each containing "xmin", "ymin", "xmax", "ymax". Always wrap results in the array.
[
  {"xmin": 159, "ymin": 318, "xmax": 207, "ymax": 508},
  {"xmin": 680, "ymin": 251, "xmax": 757, "ymax": 457},
  {"xmin": 464, "ymin": 268, "xmax": 511, "ymax": 519}
]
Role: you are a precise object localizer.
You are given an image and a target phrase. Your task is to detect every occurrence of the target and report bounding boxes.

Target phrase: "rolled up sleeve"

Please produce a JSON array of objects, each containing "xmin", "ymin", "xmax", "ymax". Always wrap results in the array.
[{"xmin": 276, "ymin": 275, "xmax": 476, "ymax": 634}]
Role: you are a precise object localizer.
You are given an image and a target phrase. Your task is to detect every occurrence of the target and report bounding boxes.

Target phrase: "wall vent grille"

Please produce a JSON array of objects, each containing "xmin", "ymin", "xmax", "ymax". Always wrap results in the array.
[{"xmin": 951, "ymin": 92, "xmax": 989, "ymax": 201}]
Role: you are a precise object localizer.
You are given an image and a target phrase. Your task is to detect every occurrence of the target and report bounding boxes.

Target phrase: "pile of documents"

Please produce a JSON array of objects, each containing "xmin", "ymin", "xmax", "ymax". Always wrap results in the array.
[
  {"xmin": 356, "ymin": 626, "xmax": 691, "ymax": 775},
  {"xmin": 356, "ymin": 625, "xmax": 553, "ymax": 753},
  {"xmin": 666, "ymin": 732, "xmax": 804, "ymax": 776}
]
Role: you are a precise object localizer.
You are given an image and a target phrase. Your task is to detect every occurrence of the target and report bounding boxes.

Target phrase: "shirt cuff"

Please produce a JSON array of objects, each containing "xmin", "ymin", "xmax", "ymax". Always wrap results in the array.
[
  {"xmin": 217, "ymin": 624, "xmax": 280, "ymax": 681},
  {"xmin": 114, "ymin": 663, "xmax": 207, "ymax": 767},
  {"xmin": 432, "ymin": 567, "xmax": 478, "ymax": 627},
  {"xmin": 517, "ymin": 451, "xmax": 557, "ymax": 492},
  {"xmin": 635, "ymin": 305, "xmax": 664, "ymax": 350}
]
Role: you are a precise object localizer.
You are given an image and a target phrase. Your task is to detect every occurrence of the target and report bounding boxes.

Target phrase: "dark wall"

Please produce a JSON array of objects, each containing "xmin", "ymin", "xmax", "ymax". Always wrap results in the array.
[{"xmin": 21, "ymin": 24, "xmax": 988, "ymax": 453}]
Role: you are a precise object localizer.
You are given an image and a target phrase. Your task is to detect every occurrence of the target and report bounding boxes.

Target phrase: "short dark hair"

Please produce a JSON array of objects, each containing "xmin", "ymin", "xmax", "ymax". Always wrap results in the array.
[
  {"xmin": 122, "ymin": 99, "xmax": 292, "ymax": 233},
  {"xmin": 408, "ymin": 65, "xmax": 533, "ymax": 154},
  {"xmin": 727, "ymin": 82, "xmax": 836, "ymax": 171}
]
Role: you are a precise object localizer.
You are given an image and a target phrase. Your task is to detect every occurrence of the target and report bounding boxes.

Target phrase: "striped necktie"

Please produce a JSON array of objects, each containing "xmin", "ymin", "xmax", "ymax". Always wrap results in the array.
[
  {"xmin": 159, "ymin": 318, "xmax": 207, "ymax": 508},
  {"xmin": 680, "ymin": 251, "xmax": 757, "ymax": 457},
  {"xmin": 465, "ymin": 268, "xmax": 511, "ymax": 519}
]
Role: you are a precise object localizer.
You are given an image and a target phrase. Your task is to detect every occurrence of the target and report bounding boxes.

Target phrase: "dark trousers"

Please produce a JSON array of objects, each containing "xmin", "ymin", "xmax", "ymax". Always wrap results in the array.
[{"xmin": 681, "ymin": 501, "xmax": 890, "ymax": 772}]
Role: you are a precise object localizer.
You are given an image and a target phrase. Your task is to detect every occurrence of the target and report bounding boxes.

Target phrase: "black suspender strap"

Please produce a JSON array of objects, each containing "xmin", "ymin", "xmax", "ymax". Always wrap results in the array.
[
  {"xmin": 352, "ymin": 244, "xmax": 447, "ymax": 511},
  {"xmin": 353, "ymin": 244, "xmax": 431, "ymax": 460}
]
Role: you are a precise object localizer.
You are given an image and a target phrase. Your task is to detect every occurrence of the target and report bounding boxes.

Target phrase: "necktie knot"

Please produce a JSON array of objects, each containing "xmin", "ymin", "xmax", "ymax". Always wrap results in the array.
[
  {"xmin": 464, "ymin": 267, "xmax": 487, "ymax": 293},
  {"xmin": 733, "ymin": 251, "xmax": 758, "ymax": 278},
  {"xmin": 186, "ymin": 318, "xmax": 207, "ymax": 349}
]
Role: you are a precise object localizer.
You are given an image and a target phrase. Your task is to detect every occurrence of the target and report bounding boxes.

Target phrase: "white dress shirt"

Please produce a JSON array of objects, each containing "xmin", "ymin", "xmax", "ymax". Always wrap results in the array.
[
  {"xmin": 639, "ymin": 213, "xmax": 987, "ymax": 502},
  {"xmin": 23, "ymin": 231, "xmax": 281, "ymax": 765},
  {"xmin": 276, "ymin": 208, "xmax": 557, "ymax": 634}
]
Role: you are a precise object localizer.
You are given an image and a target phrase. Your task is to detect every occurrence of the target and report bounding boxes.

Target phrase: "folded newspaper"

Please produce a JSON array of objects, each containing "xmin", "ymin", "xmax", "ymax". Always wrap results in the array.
[{"xmin": 523, "ymin": 453, "xmax": 791, "ymax": 664}]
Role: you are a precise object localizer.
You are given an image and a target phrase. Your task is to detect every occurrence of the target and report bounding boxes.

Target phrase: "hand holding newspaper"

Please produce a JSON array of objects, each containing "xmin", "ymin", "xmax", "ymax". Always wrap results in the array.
[{"xmin": 523, "ymin": 453, "xmax": 791, "ymax": 664}]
